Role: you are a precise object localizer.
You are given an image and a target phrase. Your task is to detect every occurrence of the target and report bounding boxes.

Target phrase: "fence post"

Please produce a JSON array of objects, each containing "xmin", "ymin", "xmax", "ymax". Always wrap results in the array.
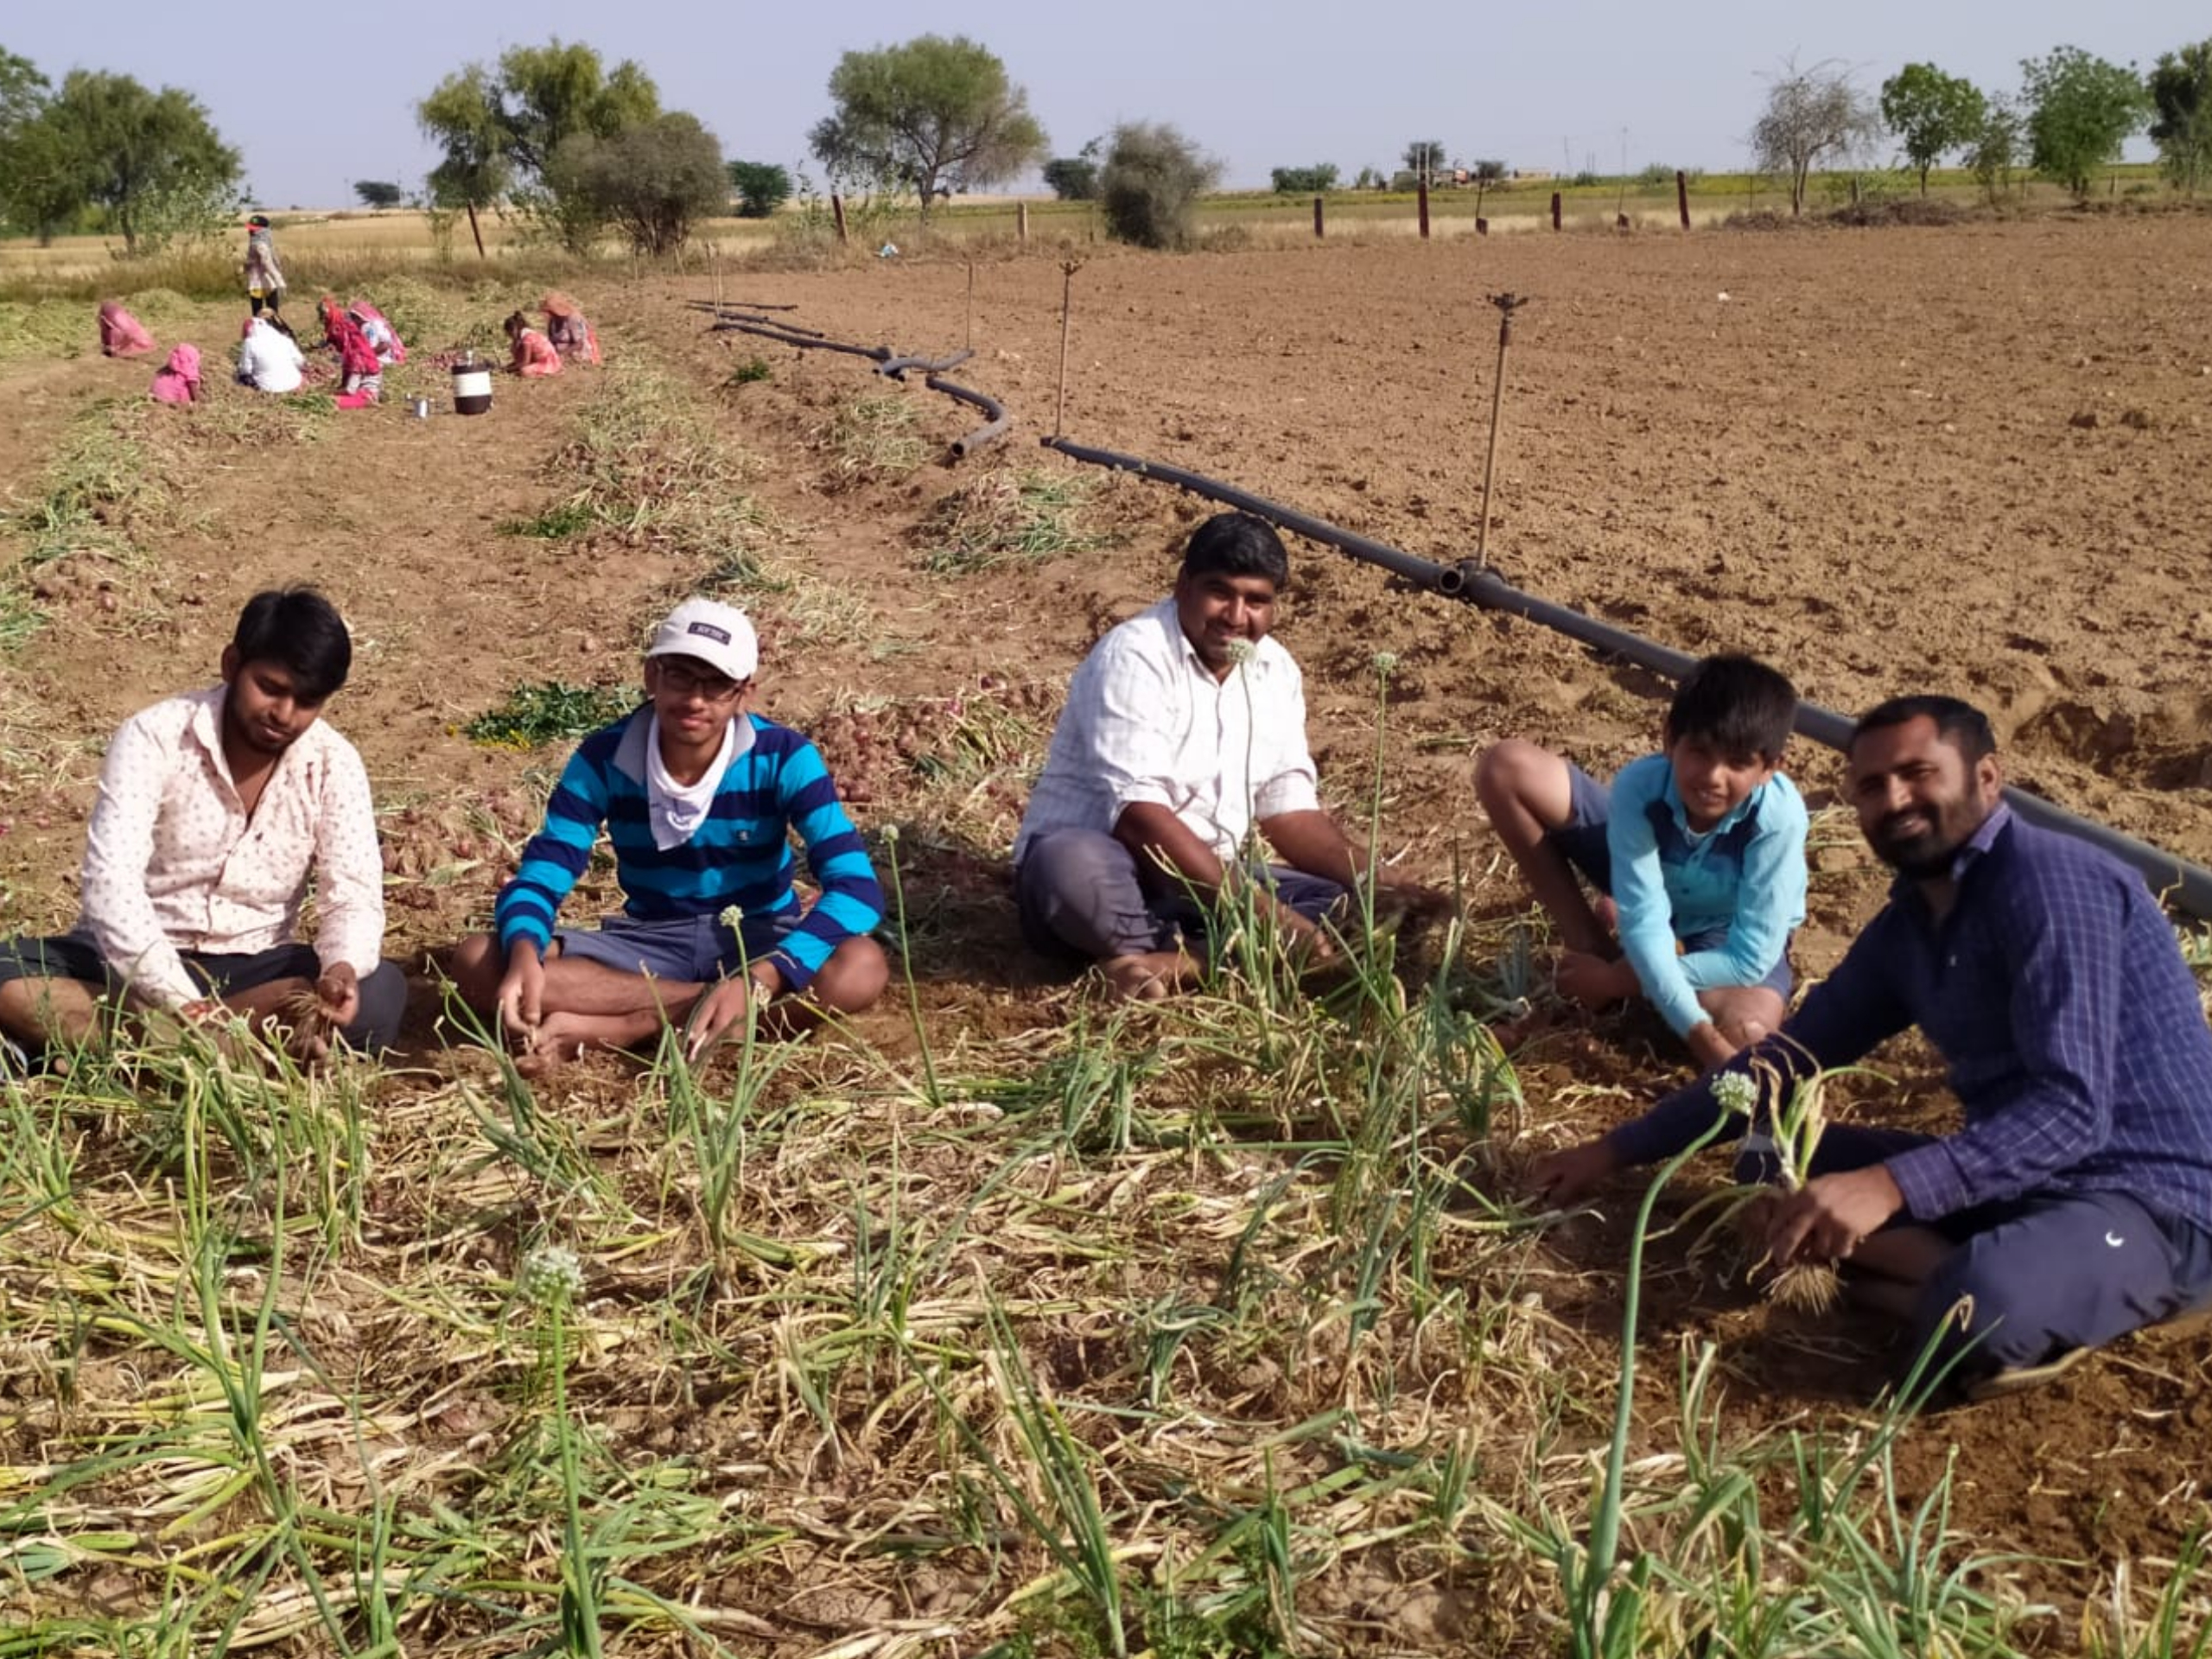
[
  {"xmin": 1550, "ymin": 190, "xmax": 1561, "ymax": 231},
  {"xmin": 831, "ymin": 194, "xmax": 849, "ymax": 245},
  {"xmin": 1018, "ymin": 200, "xmax": 1029, "ymax": 243},
  {"xmin": 1417, "ymin": 179, "xmax": 1432, "ymax": 238},
  {"xmin": 1313, "ymin": 194, "xmax": 1325, "ymax": 238},
  {"xmin": 1676, "ymin": 169, "xmax": 1690, "ymax": 231}
]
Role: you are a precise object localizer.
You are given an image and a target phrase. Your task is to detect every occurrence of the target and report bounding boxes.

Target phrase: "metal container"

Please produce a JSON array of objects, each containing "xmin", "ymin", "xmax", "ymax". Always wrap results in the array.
[
  {"xmin": 410, "ymin": 396, "xmax": 431, "ymax": 419},
  {"xmin": 450, "ymin": 352, "xmax": 493, "ymax": 416}
]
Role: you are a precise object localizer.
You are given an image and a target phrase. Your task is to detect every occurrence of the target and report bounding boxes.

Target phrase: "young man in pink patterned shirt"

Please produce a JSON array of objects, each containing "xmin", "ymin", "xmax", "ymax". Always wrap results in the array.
[{"xmin": 0, "ymin": 588, "xmax": 403, "ymax": 1068}]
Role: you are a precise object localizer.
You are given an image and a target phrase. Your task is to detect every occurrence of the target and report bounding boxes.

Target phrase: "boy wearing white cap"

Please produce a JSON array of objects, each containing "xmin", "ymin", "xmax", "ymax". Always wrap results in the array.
[{"xmin": 452, "ymin": 598, "xmax": 887, "ymax": 1062}]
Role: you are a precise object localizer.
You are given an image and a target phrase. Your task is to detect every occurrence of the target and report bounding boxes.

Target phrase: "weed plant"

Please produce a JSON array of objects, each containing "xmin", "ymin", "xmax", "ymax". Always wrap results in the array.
[{"xmin": 463, "ymin": 682, "xmax": 638, "ymax": 749}]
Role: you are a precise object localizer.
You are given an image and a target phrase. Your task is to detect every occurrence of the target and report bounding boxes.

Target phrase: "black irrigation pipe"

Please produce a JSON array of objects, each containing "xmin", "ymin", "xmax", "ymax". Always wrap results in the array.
[
  {"xmin": 929, "ymin": 375, "xmax": 1012, "ymax": 456},
  {"xmin": 684, "ymin": 298, "xmax": 804, "ymax": 315},
  {"xmin": 879, "ymin": 347, "xmax": 976, "ymax": 381},
  {"xmin": 1040, "ymin": 433, "xmax": 2212, "ymax": 922},
  {"xmin": 699, "ymin": 311, "xmax": 1008, "ymax": 458},
  {"xmin": 711, "ymin": 317, "xmax": 888, "ymax": 361}
]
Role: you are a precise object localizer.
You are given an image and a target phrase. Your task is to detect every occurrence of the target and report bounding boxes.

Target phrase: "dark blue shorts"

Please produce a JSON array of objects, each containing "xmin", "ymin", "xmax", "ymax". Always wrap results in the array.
[
  {"xmin": 1760, "ymin": 1122, "xmax": 2212, "ymax": 1382},
  {"xmin": 1546, "ymin": 763, "xmax": 1792, "ymax": 1002},
  {"xmin": 552, "ymin": 910, "xmax": 800, "ymax": 984}
]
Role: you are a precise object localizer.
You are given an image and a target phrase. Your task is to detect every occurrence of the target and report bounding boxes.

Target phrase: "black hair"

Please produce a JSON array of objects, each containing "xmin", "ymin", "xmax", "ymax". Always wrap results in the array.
[
  {"xmin": 1849, "ymin": 694, "xmax": 1996, "ymax": 764},
  {"xmin": 1663, "ymin": 653, "xmax": 1797, "ymax": 759},
  {"xmin": 232, "ymin": 587, "xmax": 352, "ymax": 702},
  {"xmin": 1180, "ymin": 512, "xmax": 1290, "ymax": 588},
  {"xmin": 503, "ymin": 310, "xmax": 529, "ymax": 338}
]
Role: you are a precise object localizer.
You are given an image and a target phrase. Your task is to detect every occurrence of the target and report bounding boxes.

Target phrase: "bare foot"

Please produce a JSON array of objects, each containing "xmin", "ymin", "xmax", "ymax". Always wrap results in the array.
[
  {"xmin": 1489, "ymin": 1003, "xmax": 1554, "ymax": 1052},
  {"xmin": 1101, "ymin": 950, "xmax": 1194, "ymax": 1002},
  {"xmin": 513, "ymin": 1013, "xmax": 596, "ymax": 1074}
]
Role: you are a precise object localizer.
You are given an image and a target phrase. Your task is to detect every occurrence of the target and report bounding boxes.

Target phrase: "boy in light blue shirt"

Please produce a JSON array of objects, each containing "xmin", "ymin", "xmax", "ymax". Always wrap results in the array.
[{"xmin": 1475, "ymin": 654, "xmax": 1807, "ymax": 1069}]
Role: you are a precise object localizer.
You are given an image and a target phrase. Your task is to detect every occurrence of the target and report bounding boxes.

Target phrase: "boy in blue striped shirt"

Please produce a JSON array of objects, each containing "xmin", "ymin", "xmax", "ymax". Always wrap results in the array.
[
  {"xmin": 453, "ymin": 599, "xmax": 887, "ymax": 1065},
  {"xmin": 1476, "ymin": 654, "xmax": 1807, "ymax": 1070}
]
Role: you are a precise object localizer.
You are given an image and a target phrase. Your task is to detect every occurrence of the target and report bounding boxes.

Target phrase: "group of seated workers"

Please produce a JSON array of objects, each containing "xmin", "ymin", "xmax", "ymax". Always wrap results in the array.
[{"xmin": 4, "ymin": 512, "xmax": 2208, "ymax": 1405}]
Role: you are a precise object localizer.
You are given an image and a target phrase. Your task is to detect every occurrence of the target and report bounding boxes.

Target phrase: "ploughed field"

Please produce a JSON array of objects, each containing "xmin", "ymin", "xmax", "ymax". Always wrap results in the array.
[{"xmin": 2, "ymin": 215, "xmax": 2209, "ymax": 1654}]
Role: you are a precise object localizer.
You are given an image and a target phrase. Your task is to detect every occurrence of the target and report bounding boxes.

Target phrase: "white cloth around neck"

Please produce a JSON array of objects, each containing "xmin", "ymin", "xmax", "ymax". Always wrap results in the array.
[{"xmin": 645, "ymin": 715, "xmax": 737, "ymax": 851}]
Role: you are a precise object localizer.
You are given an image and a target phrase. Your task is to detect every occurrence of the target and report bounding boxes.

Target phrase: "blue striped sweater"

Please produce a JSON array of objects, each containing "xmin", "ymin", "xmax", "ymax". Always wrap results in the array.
[{"xmin": 493, "ymin": 709, "xmax": 883, "ymax": 992}]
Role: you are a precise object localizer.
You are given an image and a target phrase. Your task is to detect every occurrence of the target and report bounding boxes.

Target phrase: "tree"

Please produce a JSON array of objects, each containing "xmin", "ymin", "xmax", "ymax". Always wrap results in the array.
[
  {"xmin": 492, "ymin": 41, "xmax": 658, "ymax": 178},
  {"xmin": 1269, "ymin": 163, "xmax": 1338, "ymax": 194},
  {"xmin": 552, "ymin": 112, "xmax": 725, "ymax": 255},
  {"xmin": 1042, "ymin": 157, "xmax": 1096, "ymax": 200},
  {"xmin": 353, "ymin": 179, "xmax": 405, "ymax": 209},
  {"xmin": 1100, "ymin": 121, "xmax": 1220, "ymax": 250},
  {"xmin": 418, "ymin": 65, "xmax": 509, "ymax": 257},
  {"xmin": 1966, "ymin": 99, "xmax": 2026, "ymax": 200},
  {"xmin": 1042, "ymin": 137, "xmax": 1101, "ymax": 200},
  {"xmin": 810, "ymin": 35, "xmax": 1046, "ymax": 219},
  {"xmin": 1750, "ymin": 57, "xmax": 1881, "ymax": 214},
  {"xmin": 0, "ymin": 48, "xmax": 43, "ymax": 131},
  {"xmin": 726, "ymin": 160, "xmax": 791, "ymax": 218},
  {"xmin": 1879, "ymin": 63, "xmax": 1988, "ymax": 194},
  {"xmin": 1471, "ymin": 158, "xmax": 1508, "ymax": 183},
  {"xmin": 417, "ymin": 41, "xmax": 661, "ymax": 251},
  {"xmin": 2148, "ymin": 39, "xmax": 2212, "ymax": 195},
  {"xmin": 34, "ymin": 72, "xmax": 240, "ymax": 254},
  {"xmin": 2020, "ymin": 46, "xmax": 2150, "ymax": 198},
  {"xmin": 0, "ymin": 49, "xmax": 71, "ymax": 240},
  {"xmin": 1402, "ymin": 139, "xmax": 1446, "ymax": 186}
]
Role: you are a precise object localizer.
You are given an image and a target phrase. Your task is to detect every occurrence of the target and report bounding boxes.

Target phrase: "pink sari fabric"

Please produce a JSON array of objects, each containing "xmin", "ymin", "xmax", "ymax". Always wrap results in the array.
[
  {"xmin": 348, "ymin": 300, "xmax": 406, "ymax": 365},
  {"xmin": 149, "ymin": 343, "xmax": 202, "ymax": 405},
  {"xmin": 100, "ymin": 302, "xmax": 156, "ymax": 358},
  {"xmin": 513, "ymin": 327, "xmax": 562, "ymax": 378}
]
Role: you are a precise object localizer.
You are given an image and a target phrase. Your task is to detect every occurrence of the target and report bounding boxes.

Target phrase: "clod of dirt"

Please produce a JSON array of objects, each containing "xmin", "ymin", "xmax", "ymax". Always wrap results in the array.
[
  {"xmin": 2119, "ymin": 408, "xmax": 2155, "ymax": 430},
  {"xmin": 2068, "ymin": 410, "xmax": 2100, "ymax": 429}
]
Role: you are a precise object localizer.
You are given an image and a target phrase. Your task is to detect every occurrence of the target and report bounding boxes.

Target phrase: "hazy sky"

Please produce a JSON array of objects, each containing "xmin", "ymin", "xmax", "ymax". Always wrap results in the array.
[{"xmin": 8, "ymin": 2, "xmax": 2197, "ymax": 207}]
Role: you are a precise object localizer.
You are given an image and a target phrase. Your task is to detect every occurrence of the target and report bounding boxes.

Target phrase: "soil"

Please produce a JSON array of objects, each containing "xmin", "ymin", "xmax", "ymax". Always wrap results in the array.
[{"xmin": 3, "ymin": 213, "xmax": 2210, "ymax": 1646}]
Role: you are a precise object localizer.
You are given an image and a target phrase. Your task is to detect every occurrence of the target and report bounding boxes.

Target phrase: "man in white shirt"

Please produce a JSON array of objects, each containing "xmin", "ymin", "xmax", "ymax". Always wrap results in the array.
[
  {"xmin": 1016, "ymin": 512, "xmax": 1440, "ymax": 1000},
  {"xmin": 0, "ymin": 588, "xmax": 402, "ymax": 1066}
]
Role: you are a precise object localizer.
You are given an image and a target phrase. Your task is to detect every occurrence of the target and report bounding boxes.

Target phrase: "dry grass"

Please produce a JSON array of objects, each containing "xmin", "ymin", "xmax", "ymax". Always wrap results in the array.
[
  {"xmin": 918, "ymin": 469, "xmax": 1116, "ymax": 577},
  {"xmin": 5, "ymin": 894, "xmax": 2156, "ymax": 1656},
  {"xmin": 815, "ymin": 391, "xmax": 929, "ymax": 491}
]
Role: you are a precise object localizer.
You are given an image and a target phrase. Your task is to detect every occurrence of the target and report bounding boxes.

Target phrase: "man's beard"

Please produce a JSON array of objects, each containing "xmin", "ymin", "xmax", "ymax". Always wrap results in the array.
[{"xmin": 1871, "ymin": 810, "xmax": 1962, "ymax": 878}]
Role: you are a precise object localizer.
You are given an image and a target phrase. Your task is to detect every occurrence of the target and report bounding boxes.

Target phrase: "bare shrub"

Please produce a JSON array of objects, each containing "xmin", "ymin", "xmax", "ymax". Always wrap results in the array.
[{"xmin": 1099, "ymin": 121, "xmax": 1221, "ymax": 251}]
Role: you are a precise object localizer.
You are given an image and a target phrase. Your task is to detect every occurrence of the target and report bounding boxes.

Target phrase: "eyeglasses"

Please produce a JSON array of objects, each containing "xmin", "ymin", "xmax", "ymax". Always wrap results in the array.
[{"xmin": 653, "ymin": 660, "xmax": 747, "ymax": 702}]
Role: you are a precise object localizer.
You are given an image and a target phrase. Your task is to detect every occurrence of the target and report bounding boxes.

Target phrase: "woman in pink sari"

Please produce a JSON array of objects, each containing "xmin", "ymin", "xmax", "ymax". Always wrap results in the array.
[
  {"xmin": 318, "ymin": 296, "xmax": 385, "ymax": 407},
  {"xmin": 149, "ymin": 344, "xmax": 203, "ymax": 405},
  {"xmin": 99, "ymin": 302, "xmax": 155, "ymax": 358},
  {"xmin": 347, "ymin": 299, "xmax": 406, "ymax": 366},
  {"xmin": 505, "ymin": 311, "xmax": 562, "ymax": 378}
]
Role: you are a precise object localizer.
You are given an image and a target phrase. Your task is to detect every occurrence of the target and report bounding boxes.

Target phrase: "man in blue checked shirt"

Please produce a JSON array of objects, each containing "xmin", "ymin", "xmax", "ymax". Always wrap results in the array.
[
  {"xmin": 1533, "ymin": 696, "xmax": 2212, "ymax": 1401},
  {"xmin": 451, "ymin": 598, "xmax": 887, "ymax": 1065}
]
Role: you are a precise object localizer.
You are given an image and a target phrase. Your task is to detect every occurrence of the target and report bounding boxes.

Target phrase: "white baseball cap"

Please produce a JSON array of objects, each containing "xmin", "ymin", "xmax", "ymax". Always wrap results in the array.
[{"xmin": 647, "ymin": 597, "xmax": 758, "ymax": 682}]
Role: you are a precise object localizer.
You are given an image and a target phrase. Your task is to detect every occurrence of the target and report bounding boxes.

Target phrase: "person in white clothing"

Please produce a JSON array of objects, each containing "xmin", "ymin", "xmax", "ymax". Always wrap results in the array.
[
  {"xmin": 236, "ymin": 315, "xmax": 306, "ymax": 393},
  {"xmin": 1015, "ymin": 512, "xmax": 1444, "ymax": 1001},
  {"xmin": 0, "ymin": 588, "xmax": 403, "ymax": 1066}
]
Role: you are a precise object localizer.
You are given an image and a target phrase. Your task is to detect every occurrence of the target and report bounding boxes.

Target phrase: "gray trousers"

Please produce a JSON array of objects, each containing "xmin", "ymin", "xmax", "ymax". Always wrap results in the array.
[{"xmin": 1014, "ymin": 827, "xmax": 1344, "ymax": 963}]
